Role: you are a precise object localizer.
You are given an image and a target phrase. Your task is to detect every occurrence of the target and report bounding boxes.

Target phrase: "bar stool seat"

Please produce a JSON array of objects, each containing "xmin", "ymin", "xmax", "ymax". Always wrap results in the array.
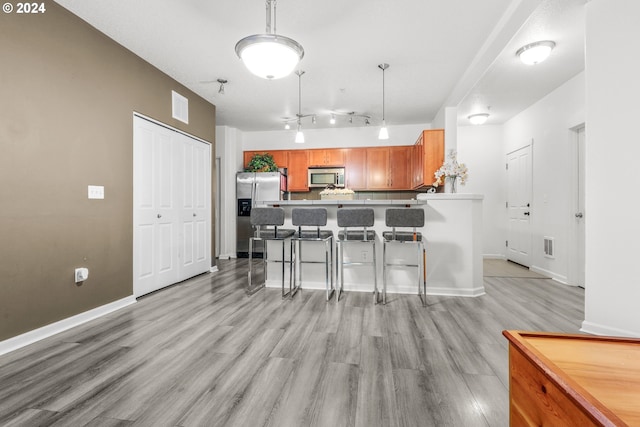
[
  {"xmin": 336, "ymin": 208, "xmax": 378, "ymax": 304},
  {"xmin": 248, "ymin": 207, "xmax": 295, "ymax": 298},
  {"xmin": 382, "ymin": 208, "xmax": 426, "ymax": 306},
  {"xmin": 291, "ymin": 208, "xmax": 334, "ymax": 300}
]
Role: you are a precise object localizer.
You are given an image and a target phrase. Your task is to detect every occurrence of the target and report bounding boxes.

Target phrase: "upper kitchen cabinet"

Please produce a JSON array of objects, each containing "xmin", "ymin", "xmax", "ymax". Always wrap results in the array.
[
  {"xmin": 412, "ymin": 130, "xmax": 444, "ymax": 189},
  {"xmin": 287, "ymin": 150, "xmax": 310, "ymax": 192},
  {"xmin": 243, "ymin": 150, "xmax": 288, "ymax": 170},
  {"xmin": 345, "ymin": 148, "xmax": 367, "ymax": 190},
  {"xmin": 389, "ymin": 146, "xmax": 411, "ymax": 189},
  {"xmin": 366, "ymin": 146, "xmax": 411, "ymax": 190},
  {"xmin": 309, "ymin": 149, "xmax": 346, "ymax": 167}
]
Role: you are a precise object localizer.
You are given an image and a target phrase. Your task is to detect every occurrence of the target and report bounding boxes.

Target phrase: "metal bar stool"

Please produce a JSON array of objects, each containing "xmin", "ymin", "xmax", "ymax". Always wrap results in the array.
[
  {"xmin": 336, "ymin": 208, "xmax": 378, "ymax": 303},
  {"xmin": 290, "ymin": 208, "xmax": 334, "ymax": 300},
  {"xmin": 248, "ymin": 207, "xmax": 295, "ymax": 298},
  {"xmin": 382, "ymin": 208, "xmax": 426, "ymax": 306}
]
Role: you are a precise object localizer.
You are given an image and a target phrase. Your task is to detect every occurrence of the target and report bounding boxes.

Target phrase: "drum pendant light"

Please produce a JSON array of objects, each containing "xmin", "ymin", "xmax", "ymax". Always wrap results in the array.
[{"xmin": 235, "ymin": 0, "xmax": 304, "ymax": 80}]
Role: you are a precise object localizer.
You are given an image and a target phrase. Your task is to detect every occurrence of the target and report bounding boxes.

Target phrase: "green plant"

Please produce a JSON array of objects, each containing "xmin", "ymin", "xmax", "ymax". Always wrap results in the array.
[{"xmin": 245, "ymin": 153, "xmax": 278, "ymax": 172}]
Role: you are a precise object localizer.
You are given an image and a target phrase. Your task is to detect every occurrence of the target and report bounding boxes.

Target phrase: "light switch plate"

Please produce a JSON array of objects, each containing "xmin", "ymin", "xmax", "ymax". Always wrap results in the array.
[{"xmin": 88, "ymin": 185, "xmax": 104, "ymax": 199}]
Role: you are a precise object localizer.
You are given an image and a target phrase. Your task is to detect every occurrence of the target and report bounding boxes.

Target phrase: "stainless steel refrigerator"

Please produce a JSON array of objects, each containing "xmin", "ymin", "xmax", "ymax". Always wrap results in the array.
[{"xmin": 236, "ymin": 171, "xmax": 286, "ymax": 257}]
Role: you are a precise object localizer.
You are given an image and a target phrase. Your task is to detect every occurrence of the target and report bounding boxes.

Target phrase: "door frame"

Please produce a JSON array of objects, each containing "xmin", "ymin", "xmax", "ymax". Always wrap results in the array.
[{"xmin": 568, "ymin": 124, "xmax": 586, "ymax": 287}]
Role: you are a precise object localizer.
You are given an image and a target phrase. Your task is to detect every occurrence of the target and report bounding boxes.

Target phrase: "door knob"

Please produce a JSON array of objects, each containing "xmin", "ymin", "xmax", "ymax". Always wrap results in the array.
[
  {"xmin": 575, "ymin": 212, "xmax": 584, "ymax": 218},
  {"xmin": 193, "ymin": 213, "xmax": 197, "ymax": 217},
  {"xmin": 157, "ymin": 214, "xmax": 162, "ymax": 218},
  {"xmin": 524, "ymin": 212, "xmax": 530, "ymax": 216}
]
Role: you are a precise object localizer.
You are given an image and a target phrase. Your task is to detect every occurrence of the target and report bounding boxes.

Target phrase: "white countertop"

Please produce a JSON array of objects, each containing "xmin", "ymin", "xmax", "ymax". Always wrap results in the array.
[
  {"xmin": 264, "ymin": 193, "xmax": 483, "ymax": 206},
  {"xmin": 265, "ymin": 199, "xmax": 420, "ymax": 206}
]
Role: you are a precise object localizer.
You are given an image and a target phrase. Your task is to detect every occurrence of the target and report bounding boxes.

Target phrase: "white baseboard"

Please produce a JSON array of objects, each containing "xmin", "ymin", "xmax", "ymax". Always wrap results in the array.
[
  {"xmin": 580, "ymin": 320, "xmax": 640, "ymax": 338},
  {"xmin": 0, "ymin": 296, "xmax": 136, "ymax": 357},
  {"xmin": 483, "ymin": 254, "xmax": 506, "ymax": 260},
  {"xmin": 529, "ymin": 265, "xmax": 567, "ymax": 284}
]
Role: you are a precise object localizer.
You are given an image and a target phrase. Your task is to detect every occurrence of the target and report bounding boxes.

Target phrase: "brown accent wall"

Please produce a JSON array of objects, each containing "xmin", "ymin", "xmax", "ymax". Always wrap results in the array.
[{"xmin": 0, "ymin": 3, "xmax": 216, "ymax": 341}]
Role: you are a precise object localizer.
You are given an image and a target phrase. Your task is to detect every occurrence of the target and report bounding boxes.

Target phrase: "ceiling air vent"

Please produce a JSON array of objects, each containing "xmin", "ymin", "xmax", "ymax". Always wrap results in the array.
[
  {"xmin": 543, "ymin": 236, "xmax": 554, "ymax": 258},
  {"xmin": 172, "ymin": 90, "xmax": 189, "ymax": 124}
]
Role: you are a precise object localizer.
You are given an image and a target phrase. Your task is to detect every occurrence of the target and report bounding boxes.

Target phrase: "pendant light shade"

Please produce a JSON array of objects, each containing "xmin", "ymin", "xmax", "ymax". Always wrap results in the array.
[
  {"xmin": 378, "ymin": 63, "xmax": 389, "ymax": 140},
  {"xmin": 295, "ymin": 124, "xmax": 305, "ymax": 143},
  {"xmin": 378, "ymin": 123, "xmax": 389, "ymax": 139},
  {"xmin": 235, "ymin": 0, "xmax": 304, "ymax": 80}
]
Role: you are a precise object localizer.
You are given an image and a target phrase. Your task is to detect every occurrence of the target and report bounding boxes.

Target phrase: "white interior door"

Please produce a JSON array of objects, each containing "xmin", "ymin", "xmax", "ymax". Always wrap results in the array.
[
  {"xmin": 507, "ymin": 145, "xmax": 532, "ymax": 266},
  {"xmin": 134, "ymin": 116, "xmax": 211, "ymax": 297},
  {"xmin": 178, "ymin": 134, "xmax": 211, "ymax": 279},
  {"xmin": 133, "ymin": 118, "xmax": 179, "ymax": 296}
]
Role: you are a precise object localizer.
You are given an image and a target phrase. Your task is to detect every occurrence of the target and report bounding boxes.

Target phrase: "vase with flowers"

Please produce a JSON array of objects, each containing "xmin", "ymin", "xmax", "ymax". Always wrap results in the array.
[{"xmin": 433, "ymin": 150, "xmax": 468, "ymax": 193}]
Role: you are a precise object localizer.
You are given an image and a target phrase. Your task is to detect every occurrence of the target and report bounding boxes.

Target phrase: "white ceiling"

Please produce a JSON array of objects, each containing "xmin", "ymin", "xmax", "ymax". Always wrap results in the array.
[{"xmin": 54, "ymin": 0, "xmax": 586, "ymax": 131}]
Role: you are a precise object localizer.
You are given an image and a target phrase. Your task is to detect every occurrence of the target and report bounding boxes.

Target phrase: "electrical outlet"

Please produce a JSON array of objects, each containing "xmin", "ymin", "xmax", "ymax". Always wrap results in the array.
[
  {"xmin": 361, "ymin": 251, "xmax": 368, "ymax": 261},
  {"xmin": 75, "ymin": 267, "xmax": 89, "ymax": 283}
]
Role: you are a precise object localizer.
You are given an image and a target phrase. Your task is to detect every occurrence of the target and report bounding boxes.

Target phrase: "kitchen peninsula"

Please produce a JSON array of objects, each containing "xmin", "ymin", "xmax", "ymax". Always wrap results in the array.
[{"xmin": 258, "ymin": 193, "xmax": 484, "ymax": 298}]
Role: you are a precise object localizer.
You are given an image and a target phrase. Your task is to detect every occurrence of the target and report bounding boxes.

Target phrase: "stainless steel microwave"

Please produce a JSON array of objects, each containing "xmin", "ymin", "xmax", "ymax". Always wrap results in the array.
[{"xmin": 308, "ymin": 167, "xmax": 345, "ymax": 188}]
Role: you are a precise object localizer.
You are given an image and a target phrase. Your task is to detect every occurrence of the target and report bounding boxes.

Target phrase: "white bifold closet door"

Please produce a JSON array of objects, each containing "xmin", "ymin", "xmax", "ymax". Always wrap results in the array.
[{"xmin": 133, "ymin": 115, "xmax": 211, "ymax": 297}]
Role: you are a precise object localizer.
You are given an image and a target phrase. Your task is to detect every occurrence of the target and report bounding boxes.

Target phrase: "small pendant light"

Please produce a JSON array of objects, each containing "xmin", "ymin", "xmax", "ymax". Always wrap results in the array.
[{"xmin": 378, "ymin": 63, "xmax": 389, "ymax": 140}]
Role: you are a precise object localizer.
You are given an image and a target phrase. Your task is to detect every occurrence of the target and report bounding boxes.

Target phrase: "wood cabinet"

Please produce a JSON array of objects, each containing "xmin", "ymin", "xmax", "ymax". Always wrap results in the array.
[
  {"xmin": 241, "ymin": 131, "xmax": 442, "ymax": 192},
  {"xmin": 287, "ymin": 150, "xmax": 309, "ymax": 192},
  {"xmin": 365, "ymin": 147, "xmax": 389, "ymax": 189},
  {"xmin": 243, "ymin": 150, "xmax": 288, "ymax": 169},
  {"xmin": 412, "ymin": 130, "xmax": 444, "ymax": 189},
  {"xmin": 365, "ymin": 146, "xmax": 411, "ymax": 190},
  {"xmin": 309, "ymin": 149, "xmax": 346, "ymax": 166},
  {"xmin": 389, "ymin": 146, "xmax": 411, "ymax": 189},
  {"xmin": 345, "ymin": 148, "xmax": 367, "ymax": 190},
  {"xmin": 503, "ymin": 330, "xmax": 640, "ymax": 427}
]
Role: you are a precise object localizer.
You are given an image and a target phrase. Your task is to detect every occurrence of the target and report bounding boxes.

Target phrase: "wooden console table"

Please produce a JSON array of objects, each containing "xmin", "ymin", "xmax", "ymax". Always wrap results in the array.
[{"xmin": 503, "ymin": 330, "xmax": 640, "ymax": 426}]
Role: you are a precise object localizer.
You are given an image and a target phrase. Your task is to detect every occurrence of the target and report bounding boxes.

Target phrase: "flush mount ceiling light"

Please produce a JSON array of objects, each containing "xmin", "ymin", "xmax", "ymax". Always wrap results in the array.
[
  {"xmin": 516, "ymin": 40, "xmax": 556, "ymax": 65},
  {"xmin": 468, "ymin": 113, "xmax": 490, "ymax": 125},
  {"xmin": 235, "ymin": 0, "xmax": 304, "ymax": 80},
  {"xmin": 378, "ymin": 63, "xmax": 389, "ymax": 140}
]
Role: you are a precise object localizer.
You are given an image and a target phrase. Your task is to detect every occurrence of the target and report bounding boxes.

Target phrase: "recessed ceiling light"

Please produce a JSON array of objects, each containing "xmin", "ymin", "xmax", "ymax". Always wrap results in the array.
[{"xmin": 516, "ymin": 40, "xmax": 556, "ymax": 65}]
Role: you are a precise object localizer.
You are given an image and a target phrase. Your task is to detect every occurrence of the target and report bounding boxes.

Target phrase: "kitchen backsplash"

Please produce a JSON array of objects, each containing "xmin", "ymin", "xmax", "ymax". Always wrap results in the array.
[{"xmin": 288, "ymin": 189, "xmax": 431, "ymax": 200}]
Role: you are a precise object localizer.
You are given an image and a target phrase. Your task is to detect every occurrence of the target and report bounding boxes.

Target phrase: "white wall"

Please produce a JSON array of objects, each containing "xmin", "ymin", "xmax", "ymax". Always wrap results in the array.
[
  {"xmin": 242, "ymin": 123, "xmax": 430, "ymax": 150},
  {"xmin": 457, "ymin": 125, "xmax": 506, "ymax": 257},
  {"xmin": 503, "ymin": 71, "xmax": 585, "ymax": 282},
  {"xmin": 582, "ymin": 0, "xmax": 640, "ymax": 337},
  {"xmin": 215, "ymin": 125, "xmax": 243, "ymax": 258}
]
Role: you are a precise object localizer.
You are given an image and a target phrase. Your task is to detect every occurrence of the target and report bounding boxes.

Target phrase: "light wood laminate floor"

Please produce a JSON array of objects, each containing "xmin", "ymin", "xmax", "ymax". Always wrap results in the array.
[{"xmin": 0, "ymin": 259, "xmax": 585, "ymax": 427}]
